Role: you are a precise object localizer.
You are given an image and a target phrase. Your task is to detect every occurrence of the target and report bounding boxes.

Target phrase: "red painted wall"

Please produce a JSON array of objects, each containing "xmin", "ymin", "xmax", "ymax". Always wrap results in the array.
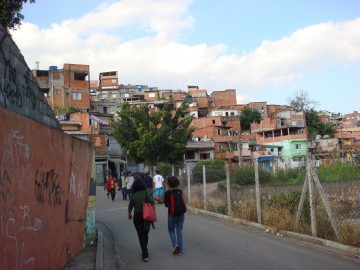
[{"xmin": 0, "ymin": 108, "xmax": 93, "ymax": 270}]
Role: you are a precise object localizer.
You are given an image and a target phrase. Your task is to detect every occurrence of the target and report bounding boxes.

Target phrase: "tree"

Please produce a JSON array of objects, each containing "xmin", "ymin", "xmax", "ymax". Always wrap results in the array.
[
  {"xmin": 306, "ymin": 109, "xmax": 322, "ymax": 139},
  {"xmin": 240, "ymin": 108, "xmax": 261, "ymax": 131},
  {"xmin": 0, "ymin": 0, "xmax": 35, "ymax": 30},
  {"xmin": 317, "ymin": 122, "xmax": 336, "ymax": 138},
  {"xmin": 287, "ymin": 89, "xmax": 320, "ymax": 111},
  {"xmin": 305, "ymin": 109, "xmax": 336, "ymax": 139},
  {"xmin": 110, "ymin": 98, "xmax": 195, "ymax": 166}
]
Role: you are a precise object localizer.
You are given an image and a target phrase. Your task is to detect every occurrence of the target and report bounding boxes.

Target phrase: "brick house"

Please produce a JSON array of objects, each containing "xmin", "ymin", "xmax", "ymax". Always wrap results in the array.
[{"xmin": 33, "ymin": 63, "xmax": 90, "ymax": 110}]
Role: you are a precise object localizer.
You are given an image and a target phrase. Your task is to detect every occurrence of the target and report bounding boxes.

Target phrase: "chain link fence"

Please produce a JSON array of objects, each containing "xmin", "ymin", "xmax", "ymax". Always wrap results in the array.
[{"xmin": 175, "ymin": 153, "xmax": 360, "ymax": 248}]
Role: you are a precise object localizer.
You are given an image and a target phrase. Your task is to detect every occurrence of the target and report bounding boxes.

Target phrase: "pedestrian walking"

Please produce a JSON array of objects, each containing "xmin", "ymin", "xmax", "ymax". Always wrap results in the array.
[
  {"xmin": 128, "ymin": 176, "xmax": 155, "ymax": 262},
  {"xmin": 125, "ymin": 171, "xmax": 134, "ymax": 200},
  {"xmin": 143, "ymin": 171, "xmax": 153, "ymax": 194},
  {"xmin": 119, "ymin": 171, "xmax": 127, "ymax": 199},
  {"xmin": 164, "ymin": 176, "xmax": 187, "ymax": 255},
  {"xmin": 104, "ymin": 174, "xmax": 117, "ymax": 201},
  {"xmin": 153, "ymin": 170, "xmax": 164, "ymax": 204}
]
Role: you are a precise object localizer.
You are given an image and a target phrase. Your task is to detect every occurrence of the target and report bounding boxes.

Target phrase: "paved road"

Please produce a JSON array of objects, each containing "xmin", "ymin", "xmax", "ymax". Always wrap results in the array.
[{"xmin": 96, "ymin": 187, "xmax": 360, "ymax": 270}]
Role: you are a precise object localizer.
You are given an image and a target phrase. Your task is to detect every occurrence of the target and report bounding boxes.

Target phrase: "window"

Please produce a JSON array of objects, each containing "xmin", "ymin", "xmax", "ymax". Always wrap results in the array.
[
  {"xmin": 73, "ymin": 93, "xmax": 81, "ymax": 100},
  {"xmin": 217, "ymin": 129, "xmax": 221, "ymax": 135},
  {"xmin": 74, "ymin": 72, "xmax": 87, "ymax": 80},
  {"xmin": 230, "ymin": 112, "xmax": 235, "ymax": 116},
  {"xmin": 200, "ymin": 153, "xmax": 210, "ymax": 160},
  {"xmin": 212, "ymin": 120, "xmax": 215, "ymax": 124},
  {"xmin": 295, "ymin": 144, "xmax": 301, "ymax": 149}
]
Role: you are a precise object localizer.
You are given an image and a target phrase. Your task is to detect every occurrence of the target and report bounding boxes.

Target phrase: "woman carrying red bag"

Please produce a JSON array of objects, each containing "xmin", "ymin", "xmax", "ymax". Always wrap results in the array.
[{"xmin": 128, "ymin": 176, "xmax": 155, "ymax": 262}]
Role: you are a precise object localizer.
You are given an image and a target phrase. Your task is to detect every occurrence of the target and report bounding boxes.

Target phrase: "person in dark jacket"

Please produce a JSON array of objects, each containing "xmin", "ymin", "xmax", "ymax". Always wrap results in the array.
[
  {"xmin": 143, "ymin": 171, "xmax": 153, "ymax": 194},
  {"xmin": 128, "ymin": 176, "xmax": 155, "ymax": 262}
]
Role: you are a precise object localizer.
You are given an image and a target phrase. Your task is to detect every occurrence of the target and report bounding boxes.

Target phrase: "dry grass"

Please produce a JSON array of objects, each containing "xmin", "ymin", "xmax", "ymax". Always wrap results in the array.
[
  {"xmin": 231, "ymin": 201, "xmax": 257, "ymax": 221},
  {"xmin": 190, "ymin": 195, "xmax": 203, "ymax": 209},
  {"xmin": 188, "ymin": 187, "xmax": 360, "ymax": 248},
  {"xmin": 262, "ymin": 206, "xmax": 297, "ymax": 231},
  {"xmin": 339, "ymin": 219, "xmax": 360, "ymax": 247}
]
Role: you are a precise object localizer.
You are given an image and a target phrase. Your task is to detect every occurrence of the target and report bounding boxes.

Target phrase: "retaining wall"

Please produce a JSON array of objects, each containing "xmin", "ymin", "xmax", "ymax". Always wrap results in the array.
[{"xmin": 0, "ymin": 26, "xmax": 93, "ymax": 270}]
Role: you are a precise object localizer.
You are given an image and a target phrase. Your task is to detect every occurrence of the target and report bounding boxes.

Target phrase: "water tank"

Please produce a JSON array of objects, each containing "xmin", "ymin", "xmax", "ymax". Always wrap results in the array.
[{"xmin": 49, "ymin": 66, "xmax": 58, "ymax": 71}]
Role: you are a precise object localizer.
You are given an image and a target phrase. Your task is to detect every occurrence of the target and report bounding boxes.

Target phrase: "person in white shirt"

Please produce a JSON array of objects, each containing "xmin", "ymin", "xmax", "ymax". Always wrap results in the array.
[
  {"xmin": 153, "ymin": 170, "xmax": 164, "ymax": 204},
  {"xmin": 125, "ymin": 171, "xmax": 135, "ymax": 200}
]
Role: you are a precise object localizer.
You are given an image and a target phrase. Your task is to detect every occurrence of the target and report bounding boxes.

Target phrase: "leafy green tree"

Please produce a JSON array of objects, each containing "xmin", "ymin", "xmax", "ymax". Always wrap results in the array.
[
  {"xmin": 287, "ymin": 89, "xmax": 319, "ymax": 111},
  {"xmin": 0, "ymin": 0, "xmax": 35, "ymax": 30},
  {"xmin": 318, "ymin": 122, "xmax": 336, "ymax": 137},
  {"xmin": 306, "ymin": 109, "xmax": 336, "ymax": 139},
  {"xmin": 110, "ymin": 98, "xmax": 195, "ymax": 166},
  {"xmin": 240, "ymin": 108, "xmax": 261, "ymax": 131},
  {"xmin": 306, "ymin": 109, "xmax": 322, "ymax": 139}
]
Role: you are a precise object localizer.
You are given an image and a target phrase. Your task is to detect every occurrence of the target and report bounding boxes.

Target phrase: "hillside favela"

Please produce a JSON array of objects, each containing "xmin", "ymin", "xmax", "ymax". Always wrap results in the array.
[{"xmin": 1, "ymin": 18, "xmax": 360, "ymax": 270}]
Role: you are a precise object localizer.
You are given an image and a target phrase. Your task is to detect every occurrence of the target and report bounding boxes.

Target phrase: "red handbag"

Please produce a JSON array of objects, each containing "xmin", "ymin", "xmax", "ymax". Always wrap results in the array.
[{"xmin": 142, "ymin": 192, "xmax": 157, "ymax": 222}]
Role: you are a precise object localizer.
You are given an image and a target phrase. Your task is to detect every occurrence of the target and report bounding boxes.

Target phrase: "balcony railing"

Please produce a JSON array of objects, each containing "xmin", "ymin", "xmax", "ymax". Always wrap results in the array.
[{"xmin": 256, "ymin": 133, "xmax": 307, "ymax": 144}]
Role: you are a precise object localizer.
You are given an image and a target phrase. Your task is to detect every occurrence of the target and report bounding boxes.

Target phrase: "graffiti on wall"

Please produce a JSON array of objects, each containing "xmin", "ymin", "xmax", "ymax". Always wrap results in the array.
[
  {"xmin": 0, "ymin": 129, "xmax": 36, "ymax": 269},
  {"xmin": 34, "ymin": 169, "xmax": 63, "ymax": 206},
  {"xmin": 0, "ymin": 31, "xmax": 38, "ymax": 110}
]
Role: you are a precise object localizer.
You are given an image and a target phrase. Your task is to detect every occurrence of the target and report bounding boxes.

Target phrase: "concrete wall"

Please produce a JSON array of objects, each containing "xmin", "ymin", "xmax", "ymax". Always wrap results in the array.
[{"xmin": 0, "ymin": 26, "xmax": 94, "ymax": 269}]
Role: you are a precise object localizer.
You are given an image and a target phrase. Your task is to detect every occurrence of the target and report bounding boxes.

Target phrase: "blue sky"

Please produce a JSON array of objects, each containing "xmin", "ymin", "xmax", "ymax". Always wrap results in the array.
[{"xmin": 13, "ymin": 0, "xmax": 360, "ymax": 114}]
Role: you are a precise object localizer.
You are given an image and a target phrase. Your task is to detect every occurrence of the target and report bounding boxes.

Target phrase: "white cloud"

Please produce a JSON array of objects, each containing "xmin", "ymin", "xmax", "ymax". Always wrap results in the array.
[{"xmin": 11, "ymin": 0, "xmax": 360, "ymax": 104}]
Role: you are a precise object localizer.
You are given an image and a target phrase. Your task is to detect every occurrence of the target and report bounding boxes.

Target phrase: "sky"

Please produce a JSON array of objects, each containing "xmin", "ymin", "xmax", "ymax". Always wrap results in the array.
[{"xmin": 11, "ymin": 0, "xmax": 360, "ymax": 115}]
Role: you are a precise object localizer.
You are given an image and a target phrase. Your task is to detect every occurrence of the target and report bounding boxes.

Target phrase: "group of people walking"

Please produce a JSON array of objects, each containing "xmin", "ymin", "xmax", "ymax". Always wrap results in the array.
[{"xmin": 104, "ymin": 169, "xmax": 186, "ymax": 262}]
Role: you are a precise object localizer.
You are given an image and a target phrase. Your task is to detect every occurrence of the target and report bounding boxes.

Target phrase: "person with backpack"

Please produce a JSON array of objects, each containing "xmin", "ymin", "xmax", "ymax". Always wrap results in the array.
[{"xmin": 164, "ymin": 176, "xmax": 187, "ymax": 256}]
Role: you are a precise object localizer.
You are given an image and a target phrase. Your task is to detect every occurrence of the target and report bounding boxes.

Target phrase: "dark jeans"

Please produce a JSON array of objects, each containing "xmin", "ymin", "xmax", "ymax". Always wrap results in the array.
[
  {"xmin": 133, "ymin": 213, "xmax": 149, "ymax": 258},
  {"xmin": 121, "ymin": 187, "xmax": 126, "ymax": 199},
  {"xmin": 109, "ymin": 189, "xmax": 115, "ymax": 201},
  {"xmin": 125, "ymin": 188, "xmax": 132, "ymax": 200}
]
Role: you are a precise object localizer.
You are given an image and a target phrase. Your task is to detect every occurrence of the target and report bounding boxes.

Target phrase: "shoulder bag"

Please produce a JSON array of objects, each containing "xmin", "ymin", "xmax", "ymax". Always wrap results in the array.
[{"xmin": 142, "ymin": 191, "xmax": 157, "ymax": 222}]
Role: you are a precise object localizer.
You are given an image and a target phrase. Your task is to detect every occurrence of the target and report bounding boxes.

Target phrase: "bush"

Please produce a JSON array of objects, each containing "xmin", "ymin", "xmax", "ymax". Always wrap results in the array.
[
  {"xmin": 156, "ymin": 162, "xmax": 172, "ymax": 178},
  {"xmin": 192, "ymin": 159, "xmax": 225, "ymax": 183},
  {"xmin": 271, "ymin": 168, "xmax": 306, "ymax": 185},
  {"xmin": 317, "ymin": 163, "xmax": 360, "ymax": 181},
  {"xmin": 230, "ymin": 166, "xmax": 273, "ymax": 186}
]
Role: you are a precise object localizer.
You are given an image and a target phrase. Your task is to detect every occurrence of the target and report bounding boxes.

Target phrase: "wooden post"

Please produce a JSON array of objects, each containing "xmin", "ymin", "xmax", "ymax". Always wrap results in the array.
[
  {"xmin": 203, "ymin": 165, "xmax": 207, "ymax": 210},
  {"xmin": 254, "ymin": 158, "xmax": 262, "ymax": 224}
]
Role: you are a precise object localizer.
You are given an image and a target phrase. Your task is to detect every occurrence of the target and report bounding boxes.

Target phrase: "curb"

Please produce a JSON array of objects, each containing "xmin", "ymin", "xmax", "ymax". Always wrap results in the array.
[
  {"xmin": 189, "ymin": 207, "xmax": 360, "ymax": 257},
  {"xmin": 96, "ymin": 228, "xmax": 104, "ymax": 270}
]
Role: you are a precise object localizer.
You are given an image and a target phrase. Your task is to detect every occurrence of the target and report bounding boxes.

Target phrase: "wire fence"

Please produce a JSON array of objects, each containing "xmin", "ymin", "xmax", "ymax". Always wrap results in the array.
[{"xmin": 174, "ymin": 153, "xmax": 360, "ymax": 248}]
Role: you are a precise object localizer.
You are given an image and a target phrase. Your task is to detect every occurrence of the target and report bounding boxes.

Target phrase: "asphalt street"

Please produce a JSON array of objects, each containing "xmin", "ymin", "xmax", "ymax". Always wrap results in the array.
[{"xmin": 96, "ymin": 186, "xmax": 360, "ymax": 270}]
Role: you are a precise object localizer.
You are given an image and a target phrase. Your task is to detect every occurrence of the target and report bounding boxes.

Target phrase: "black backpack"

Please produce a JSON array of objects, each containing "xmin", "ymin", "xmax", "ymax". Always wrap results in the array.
[{"xmin": 168, "ymin": 189, "xmax": 187, "ymax": 216}]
